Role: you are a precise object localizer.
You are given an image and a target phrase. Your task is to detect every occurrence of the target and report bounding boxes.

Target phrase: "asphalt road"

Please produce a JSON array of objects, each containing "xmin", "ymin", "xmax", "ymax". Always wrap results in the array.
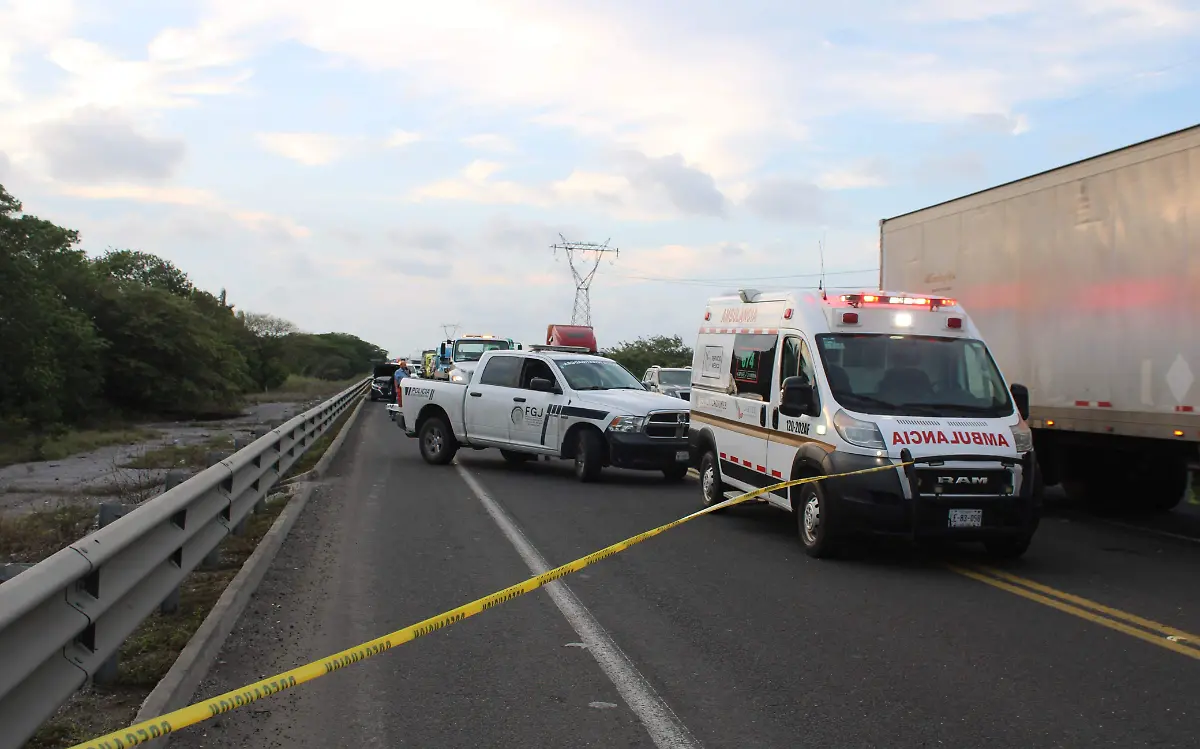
[{"xmin": 171, "ymin": 405, "xmax": 1200, "ymax": 749}]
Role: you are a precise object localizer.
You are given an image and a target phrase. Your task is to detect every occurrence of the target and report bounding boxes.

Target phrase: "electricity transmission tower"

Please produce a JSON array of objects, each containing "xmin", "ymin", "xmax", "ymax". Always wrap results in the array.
[
  {"xmin": 440, "ymin": 323, "xmax": 461, "ymax": 341},
  {"xmin": 550, "ymin": 235, "xmax": 619, "ymax": 326}
]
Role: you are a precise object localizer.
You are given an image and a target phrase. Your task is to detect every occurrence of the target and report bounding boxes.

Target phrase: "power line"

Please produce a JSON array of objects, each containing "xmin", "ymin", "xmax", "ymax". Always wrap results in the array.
[
  {"xmin": 613, "ymin": 267, "xmax": 879, "ymax": 288},
  {"xmin": 551, "ymin": 235, "xmax": 619, "ymax": 326}
]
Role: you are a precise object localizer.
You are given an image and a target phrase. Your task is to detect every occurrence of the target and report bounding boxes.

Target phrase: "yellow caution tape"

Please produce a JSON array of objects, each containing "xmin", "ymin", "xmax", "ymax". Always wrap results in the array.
[{"xmin": 68, "ymin": 461, "xmax": 910, "ymax": 749}]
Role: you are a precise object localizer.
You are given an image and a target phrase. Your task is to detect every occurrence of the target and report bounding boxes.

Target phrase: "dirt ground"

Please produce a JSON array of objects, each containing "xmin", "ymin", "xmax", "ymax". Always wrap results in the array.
[{"xmin": 0, "ymin": 400, "xmax": 322, "ymax": 518}]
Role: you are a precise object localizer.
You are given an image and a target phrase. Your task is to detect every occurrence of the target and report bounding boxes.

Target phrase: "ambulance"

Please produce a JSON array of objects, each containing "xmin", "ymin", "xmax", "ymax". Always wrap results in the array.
[{"xmin": 688, "ymin": 288, "xmax": 1042, "ymax": 559}]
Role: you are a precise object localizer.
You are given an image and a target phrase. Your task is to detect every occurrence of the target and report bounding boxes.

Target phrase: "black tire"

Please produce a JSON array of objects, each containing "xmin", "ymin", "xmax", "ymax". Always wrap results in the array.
[
  {"xmin": 418, "ymin": 415, "xmax": 458, "ymax": 465},
  {"xmin": 574, "ymin": 429, "xmax": 604, "ymax": 483},
  {"xmin": 501, "ymin": 449, "xmax": 534, "ymax": 465},
  {"xmin": 662, "ymin": 462, "xmax": 689, "ymax": 482},
  {"xmin": 984, "ymin": 535, "xmax": 1033, "ymax": 559},
  {"xmin": 795, "ymin": 481, "xmax": 839, "ymax": 558},
  {"xmin": 699, "ymin": 450, "xmax": 728, "ymax": 513}
]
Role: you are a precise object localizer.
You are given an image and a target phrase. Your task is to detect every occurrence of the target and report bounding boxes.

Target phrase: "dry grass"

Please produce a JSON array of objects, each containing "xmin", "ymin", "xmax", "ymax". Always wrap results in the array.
[
  {"xmin": 19, "ymin": 399, "xmax": 361, "ymax": 748},
  {"xmin": 0, "ymin": 426, "xmax": 161, "ymax": 468},
  {"xmin": 243, "ymin": 374, "xmax": 363, "ymax": 404},
  {"xmin": 0, "ymin": 505, "xmax": 97, "ymax": 563},
  {"xmin": 120, "ymin": 434, "xmax": 236, "ymax": 471}
]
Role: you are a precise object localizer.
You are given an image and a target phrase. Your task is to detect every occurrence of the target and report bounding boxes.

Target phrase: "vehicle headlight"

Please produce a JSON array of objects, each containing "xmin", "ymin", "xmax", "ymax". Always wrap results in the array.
[
  {"xmin": 1010, "ymin": 420, "xmax": 1033, "ymax": 453},
  {"xmin": 607, "ymin": 415, "xmax": 643, "ymax": 433},
  {"xmin": 833, "ymin": 410, "xmax": 886, "ymax": 450},
  {"xmin": 450, "ymin": 370, "xmax": 470, "ymax": 384}
]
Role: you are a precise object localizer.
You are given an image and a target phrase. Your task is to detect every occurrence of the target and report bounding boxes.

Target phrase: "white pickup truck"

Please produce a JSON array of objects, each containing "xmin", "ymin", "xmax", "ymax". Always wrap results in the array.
[{"xmin": 397, "ymin": 348, "xmax": 692, "ymax": 482}]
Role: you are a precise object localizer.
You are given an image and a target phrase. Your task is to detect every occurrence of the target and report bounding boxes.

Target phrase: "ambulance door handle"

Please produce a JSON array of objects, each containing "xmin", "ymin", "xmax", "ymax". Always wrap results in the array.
[
  {"xmin": 772, "ymin": 408, "xmax": 779, "ymax": 429},
  {"xmin": 759, "ymin": 407, "xmax": 766, "ymax": 427}
]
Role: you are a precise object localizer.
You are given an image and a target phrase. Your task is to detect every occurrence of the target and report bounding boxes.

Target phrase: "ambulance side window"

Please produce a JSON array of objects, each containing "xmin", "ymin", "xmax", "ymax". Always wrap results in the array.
[
  {"xmin": 962, "ymin": 342, "xmax": 998, "ymax": 400},
  {"xmin": 729, "ymin": 333, "xmax": 777, "ymax": 401},
  {"xmin": 780, "ymin": 337, "xmax": 816, "ymax": 387}
]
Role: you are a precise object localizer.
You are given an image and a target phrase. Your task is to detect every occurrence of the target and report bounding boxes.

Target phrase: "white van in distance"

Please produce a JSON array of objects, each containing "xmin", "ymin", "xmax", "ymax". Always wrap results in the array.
[{"xmin": 688, "ymin": 289, "xmax": 1042, "ymax": 559}]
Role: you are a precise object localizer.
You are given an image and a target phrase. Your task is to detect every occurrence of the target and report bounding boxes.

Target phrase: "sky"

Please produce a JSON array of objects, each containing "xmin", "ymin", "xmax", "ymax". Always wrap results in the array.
[{"xmin": 1, "ymin": 0, "xmax": 1198, "ymax": 359}]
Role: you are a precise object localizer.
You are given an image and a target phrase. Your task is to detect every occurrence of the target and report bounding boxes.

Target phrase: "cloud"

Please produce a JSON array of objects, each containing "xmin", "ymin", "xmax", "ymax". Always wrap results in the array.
[
  {"xmin": 255, "ymin": 132, "xmax": 353, "ymax": 166},
  {"xmin": 55, "ymin": 183, "xmax": 311, "ymax": 239},
  {"xmin": 462, "ymin": 133, "xmax": 515, "ymax": 152},
  {"xmin": 915, "ymin": 151, "xmax": 988, "ymax": 183},
  {"xmin": 613, "ymin": 151, "xmax": 728, "ymax": 218},
  {"xmin": 742, "ymin": 178, "xmax": 830, "ymax": 225},
  {"xmin": 408, "ymin": 151, "xmax": 728, "ymax": 221},
  {"xmin": 34, "ymin": 107, "xmax": 185, "ymax": 182},
  {"xmin": 817, "ymin": 157, "xmax": 892, "ymax": 190},
  {"xmin": 965, "ymin": 112, "xmax": 1030, "ymax": 135},
  {"xmin": 386, "ymin": 130, "xmax": 421, "ymax": 148}
]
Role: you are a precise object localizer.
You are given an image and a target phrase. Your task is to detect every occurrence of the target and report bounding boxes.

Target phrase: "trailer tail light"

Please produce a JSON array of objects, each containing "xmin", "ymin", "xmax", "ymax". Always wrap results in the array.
[
  {"xmin": 704, "ymin": 310, "xmax": 711, "ymax": 321},
  {"xmin": 841, "ymin": 312, "xmax": 859, "ymax": 324},
  {"xmin": 784, "ymin": 308, "xmax": 794, "ymax": 319},
  {"xmin": 1174, "ymin": 429, "xmax": 1185, "ymax": 437},
  {"xmin": 947, "ymin": 317, "xmax": 963, "ymax": 329}
]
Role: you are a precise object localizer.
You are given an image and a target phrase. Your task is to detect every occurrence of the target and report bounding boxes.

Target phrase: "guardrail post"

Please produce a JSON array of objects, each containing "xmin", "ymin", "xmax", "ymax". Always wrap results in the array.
[
  {"xmin": 156, "ymin": 470, "xmax": 190, "ymax": 616},
  {"xmin": 93, "ymin": 502, "xmax": 137, "ymax": 685},
  {"xmin": 207, "ymin": 449, "xmax": 249, "ymax": 537}
]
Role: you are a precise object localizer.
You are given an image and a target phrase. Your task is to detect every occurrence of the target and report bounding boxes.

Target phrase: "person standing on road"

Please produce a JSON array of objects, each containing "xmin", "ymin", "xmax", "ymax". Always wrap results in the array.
[{"xmin": 392, "ymin": 360, "xmax": 411, "ymax": 402}]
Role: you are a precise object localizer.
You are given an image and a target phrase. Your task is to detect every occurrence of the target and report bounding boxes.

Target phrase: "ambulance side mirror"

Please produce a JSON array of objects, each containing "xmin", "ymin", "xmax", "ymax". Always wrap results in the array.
[
  {"xmin": 780, "ymin": 376, "xmax": 816, "ymax": 417},
  {"xmin": 1010, "ymin": 383, "xmax": 1030, "ymax": 421}
]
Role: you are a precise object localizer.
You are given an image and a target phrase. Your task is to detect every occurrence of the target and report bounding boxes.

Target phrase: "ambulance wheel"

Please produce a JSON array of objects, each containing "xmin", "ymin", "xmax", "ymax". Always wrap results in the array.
[
  {"xmin": 574, "ymin": 429, "xmax": 604, "ymax": 483},
  {"xmin": 662, "ymin": 463, "xmax": 689, "ymax": 482},
  {"xmin": 796, "ymin": 482, "xmax": 839, "ymax": 558},
  {"xmin": 699, "ymin": 451, "xmax": 728, "ymax": 513},
  {"xmin": 419, "ymin": 415, "xmax": 458, "ymax": 465},
  {"xmin": 501, "ymin": 449, "xmax": 534, "ymax": 465}
]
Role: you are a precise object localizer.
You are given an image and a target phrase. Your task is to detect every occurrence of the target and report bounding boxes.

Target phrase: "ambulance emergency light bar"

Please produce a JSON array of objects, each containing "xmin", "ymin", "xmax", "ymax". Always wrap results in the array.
[{"xmin": 839, "ymin": 292, "xmax": 956, "ymax": 309}]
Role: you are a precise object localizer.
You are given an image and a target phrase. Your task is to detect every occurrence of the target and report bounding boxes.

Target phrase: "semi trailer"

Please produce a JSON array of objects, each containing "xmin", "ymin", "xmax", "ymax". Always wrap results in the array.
[{"xmin": 880, "ymin": 124, "xmax": 1199, "ymax": 514}]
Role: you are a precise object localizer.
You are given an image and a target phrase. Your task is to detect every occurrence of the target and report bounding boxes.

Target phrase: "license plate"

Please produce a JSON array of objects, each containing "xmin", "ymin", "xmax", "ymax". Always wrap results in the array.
[
  {"xmin": 948, "ymin": 509, "xmax": 983, "ymax": 528},
  {"xmin": 675, "ymin": 451, "xmax": 690, "ymax": 461}
]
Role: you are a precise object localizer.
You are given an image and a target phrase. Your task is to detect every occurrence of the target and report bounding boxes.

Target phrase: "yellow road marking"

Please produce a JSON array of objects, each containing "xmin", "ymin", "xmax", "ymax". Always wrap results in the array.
[{"xmin": 949, "ymin": 565, "xmax": 1200, "ymax": 662}]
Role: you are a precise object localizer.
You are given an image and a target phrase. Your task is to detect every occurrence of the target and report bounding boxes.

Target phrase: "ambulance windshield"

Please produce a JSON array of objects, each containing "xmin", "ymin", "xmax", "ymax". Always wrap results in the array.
[{"xmin": 814, "ymin": 334, "xmax": 1014, "ymax": 418}]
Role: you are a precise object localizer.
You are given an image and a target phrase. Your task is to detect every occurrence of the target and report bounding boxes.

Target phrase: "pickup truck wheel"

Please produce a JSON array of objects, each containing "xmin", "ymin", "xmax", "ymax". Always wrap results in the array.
[
  {"xmin": 983, "ymin": 535, "xmax": 1032, "ymax": 559},
  {"xmin": 418, "ymin": 415, "xmax": 459, "ymax": 465},
  {"xmin": 501, "ymin": 450, "xmax": 534, "ymax": 465},
  {"xmin": 574, "ymin": 430, "xmax": 603, "ymax": 483}
]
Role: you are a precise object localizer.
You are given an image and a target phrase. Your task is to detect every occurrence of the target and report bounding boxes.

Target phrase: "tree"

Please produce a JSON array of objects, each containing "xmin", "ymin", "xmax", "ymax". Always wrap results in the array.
[
  {"xmin": 0, "ymin": 184, "xmax": 106, "ymax": 448},
  {"xmin": 0, "ymin": 182, "xmax": 390, "ymax": 437},
  {"xmin": 238, "ymin": 312, "xmax": 298, "ymax": 391},
  {"xmin": 602, "ymin": 335, "xmax": 693, "ymax": 379},
  {"xmin": 94, "ymin": 249, "xmax": 194, "ymax": 297}
]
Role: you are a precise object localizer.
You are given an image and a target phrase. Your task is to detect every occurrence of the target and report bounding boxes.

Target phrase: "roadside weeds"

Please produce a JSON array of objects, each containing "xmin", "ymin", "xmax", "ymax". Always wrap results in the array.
[
  {"xmin": 0, "ymin": 427, "xmax": 162, "ymax": 469},
  {"xmin": 13, "ymin": 404, "xmax": 358, "ymax": 749},
  {"xmin": 243, "ymin": 374, "xmax": 363, "ymax": 405}
]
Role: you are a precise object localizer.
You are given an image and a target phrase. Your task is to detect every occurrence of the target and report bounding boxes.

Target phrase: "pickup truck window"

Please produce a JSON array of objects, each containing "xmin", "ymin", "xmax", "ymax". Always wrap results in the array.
[
  {"xmin": 519, "ymin": 358, "xmax": 559, "ymax": 389},
  {"xmin": 555, "ymin": 359, "xmax": 644, "ymax": 391},
  {"xmin": 478, "ymin": 355, "xmax": 522, "ymax": 387}
]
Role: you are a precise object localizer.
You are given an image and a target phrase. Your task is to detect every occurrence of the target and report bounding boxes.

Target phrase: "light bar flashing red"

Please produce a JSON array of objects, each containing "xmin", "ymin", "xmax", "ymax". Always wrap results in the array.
[{"xmin": 840, "ymin": 293, "xmax": 956, "ymax": 309}]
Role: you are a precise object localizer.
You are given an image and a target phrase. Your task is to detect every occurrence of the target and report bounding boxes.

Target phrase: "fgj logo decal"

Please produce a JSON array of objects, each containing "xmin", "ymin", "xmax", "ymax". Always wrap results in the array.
[{"xmin": 511, "ymin": 407, "xmax": 524, "ymax": 424}]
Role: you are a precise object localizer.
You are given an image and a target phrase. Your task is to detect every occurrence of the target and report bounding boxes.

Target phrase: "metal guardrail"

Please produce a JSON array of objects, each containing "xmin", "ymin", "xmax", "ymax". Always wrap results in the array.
[{"xmin": 0, "ymin": 378, "xmax": 368, "ymax": 749}]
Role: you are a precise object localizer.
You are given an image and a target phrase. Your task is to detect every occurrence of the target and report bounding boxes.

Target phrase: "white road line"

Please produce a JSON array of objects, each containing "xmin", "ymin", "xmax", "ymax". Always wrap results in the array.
[{"xmin": 455, "ymin": 464, "xmax": 702, "ymax": 749}]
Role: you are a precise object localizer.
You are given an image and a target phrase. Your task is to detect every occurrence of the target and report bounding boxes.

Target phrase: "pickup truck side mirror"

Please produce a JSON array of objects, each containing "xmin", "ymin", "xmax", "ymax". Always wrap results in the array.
[
  {"xmin": 530, "ymin": 377, "xmax": 560, "ymax": 394},
  {"xmin": 1010, "ymin": 383, "xmax": 1030, "ymax": 420},
  {"xmin": 779, "ymin": 376, "xmax": 816, "ymax": 418}
]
